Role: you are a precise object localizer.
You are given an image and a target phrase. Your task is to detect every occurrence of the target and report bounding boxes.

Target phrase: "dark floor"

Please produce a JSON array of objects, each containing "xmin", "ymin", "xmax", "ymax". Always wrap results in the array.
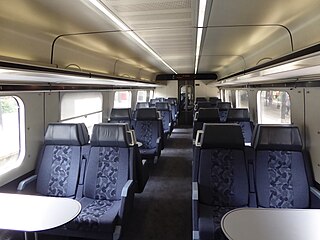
[
  {"xmin": 122, "ymin": 127, "xmax": 193, "ymax": 240},
  {"xmin": 0, "ymin": 127, "xmax": 193, "ymax": 240}
]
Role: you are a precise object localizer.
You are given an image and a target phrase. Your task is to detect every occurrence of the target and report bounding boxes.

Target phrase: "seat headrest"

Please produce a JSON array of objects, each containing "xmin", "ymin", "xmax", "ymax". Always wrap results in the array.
[
  {"xmin": 110, "ymin": 108, "xmax": 131, "ymax": 119},
  {"xmin": 200, "ymin": 123, "xmax": 244, "ymax": 149},
  {"xmin": 196, "ymin": 102, "xmax": 212, "ymax": 109},
  {"xmin": 218, "ymin": 102, "xmax": 231, "ymax": 109},
  {"xmin": 209, "ymin": 97, "xmax": 219, "ymax": 101},
  {"xmin": 156, "ymin": 102, "xmax": 170, "ymax": 110},
  {"xmin": 254, "ymin": 125, "xmax": 302, "ymax": 151},
  {"xmin": 227, "ymin": 108, "xmax": 250, "ymax": 122},
  {"xmin": 197, "ymin": 108, "xmax": 220, "ymax": 122},
  {"xmin": 91, "ymin": 123, "xmax": 131, "ymax": 147},
  {"xmin": 167, "ymin": 98, "xmax": 177, "ymax": 104},
  {"xmin": 136, "ymin": 102, "xmax": 149, "ymax": 109},
  {"xmin": 136, "ymin": 108, "xmax": 158, "ymax": 120},
  {"xmin": 45, "ymin": 123, "xmax": 89, "ymax": 146}
]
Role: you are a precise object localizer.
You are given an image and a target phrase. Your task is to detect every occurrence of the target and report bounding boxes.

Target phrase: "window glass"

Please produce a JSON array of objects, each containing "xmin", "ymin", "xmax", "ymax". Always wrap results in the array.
[
  {"xmin": 0, "ymin": 96, "xmax": 25, "ymax": 174},
  {"xmin": 257, "ymin": 90, "xmax": 291, "ymax": 124},
  {"xmin": 149, "ymin": 90, "xmax": 154, "ymax": 101},
  {"xmin": 236, "ymin": 90, "xmax": 249, "ymax": 108},
  {"xmin": 61, "ymin": 92, "xmax": 102, "ymax": 133},
  {"xmin": 137, "ymin": 91, "xmax": 147, "ymax": 102},
  {"xmin": 225, "ymin": 89, "xmax": 232, "ymax": 103},
  {"xmin": 114, "ymin": 91, "xmax": 132, "ymax": 108}
]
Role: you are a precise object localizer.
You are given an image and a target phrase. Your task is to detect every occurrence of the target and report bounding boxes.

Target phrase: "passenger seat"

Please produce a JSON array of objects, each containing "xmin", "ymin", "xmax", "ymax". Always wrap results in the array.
[
  {"xmin": 192, "ymin": 123, "xmax": 249, "ymax": 240},
  {"xmin": 253, "ymin": 125, "xmax": 312, "ymax": 208},
  {"xmin": 66, "ymin": 123, "xmax": 135, "ymax": 240},
  {"xmin": 17, "ymin": 123, "xmax": 89, "ymax": 198}
]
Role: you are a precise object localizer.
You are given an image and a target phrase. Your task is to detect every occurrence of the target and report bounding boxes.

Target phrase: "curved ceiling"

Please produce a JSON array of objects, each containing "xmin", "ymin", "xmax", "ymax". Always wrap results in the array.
[{"xmin": 0, "ymin": 0, "xmax": 320, "ymax": 83}]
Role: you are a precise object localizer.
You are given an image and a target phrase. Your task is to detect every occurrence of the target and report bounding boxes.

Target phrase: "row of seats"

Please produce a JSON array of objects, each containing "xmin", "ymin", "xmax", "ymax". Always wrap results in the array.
[
  {"xmin": 196, "ymin": 97, "xmax": 220, "ymax": 103},
  {"xmin": 193, "ymin": 101, "xmax": 231, "ymax": 122},
  {"xmin": 18, "ymin": 122, "xmax": 148, "ymax": 240},
  {"xmin": 192, "ymin": 123, "xmax": 320, "ymax": 240},
  {"xmin": 193, "ymin": 108, "xmax": 253, "ymax": 144},
  {"xmin": 136, "ymin": 99, "xmax": 179, "ymax": 130},
  {"xmin": 109, "ymin": 98, "xmax": 179, "ymax": 163}
]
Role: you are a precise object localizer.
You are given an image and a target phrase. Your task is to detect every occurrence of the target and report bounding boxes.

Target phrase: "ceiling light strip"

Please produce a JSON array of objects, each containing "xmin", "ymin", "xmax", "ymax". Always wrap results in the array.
[
  {"xmin": 194, "ymin": 0, "xmax": 207, "ymax": 74},
  {"xmin": 88, "ymin": 0, "xmax": 177, "ymax": 74}
]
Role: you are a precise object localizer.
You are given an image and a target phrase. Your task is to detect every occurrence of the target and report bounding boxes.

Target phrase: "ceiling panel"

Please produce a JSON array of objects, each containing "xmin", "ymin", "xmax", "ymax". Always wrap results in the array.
[
  {"xmin": 203, "ymin": 0, "xmax": 320, "ymax": 78},
  {"xmin": 102, "ymin": 0, "xmax": 197, "ymax": 73},
  {"xmin": 1, "ymin": 0, "xmax": 320, "ymax": 84},
  {"xmin": 199, "ymin": 26, "xmax": 292, "ymax": 77}
]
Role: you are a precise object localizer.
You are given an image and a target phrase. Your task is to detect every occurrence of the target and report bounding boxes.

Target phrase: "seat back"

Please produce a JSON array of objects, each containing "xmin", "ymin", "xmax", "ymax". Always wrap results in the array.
[
  {"xmin": 193, "ymin": 108, "xmax": 220, "ymax": 139},
  {"xmin": 36, "ymin": 123, "xmax": 89, "ymax": 197},
  {"xmin": 109, "ymin": 108, "xmax": 132, "ymax": 127},
  {"xmin": 217, "ymin": 102, "xmax": 231, "ymax": 122},
  {"xmin": 195, "ymin": 123, "xmax": 248, "ymax": 207},
  {"xmin": 253, "ymin": 125, "xmax": 309, "ymax": 208},
  {"xmin": 156, "ymin": 102, "xmax": 173, "ymax": 133},
  {"xmin": 134, "ymin": 108, "xmax": 162, "ymax": 150},
  {"xmin": 208, "ymin": 97, "xmax": 221, "ymax": 107},
  {"xmin": 196, "ymin": 97, "xmax": 207, "ymax": 103},
  {"xmin": 136, "ymin": 102, "xmax": 149, "ymax": 109},
  {"xmin": 227, "ymin": 108, "xmax": 253, "ymax": 144},
  {"xmin": 83, "ymin": 123, "xmax": 133, "ymax": 201}
]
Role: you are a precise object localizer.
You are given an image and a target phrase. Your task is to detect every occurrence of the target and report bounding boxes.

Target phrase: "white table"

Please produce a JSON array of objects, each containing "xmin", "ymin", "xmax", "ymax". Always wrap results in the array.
[
  {"xmin": 221, "ymin": 208, "xmax": 320, "ymax": 240},
  {"xmin": 0, "ymin": 193, "xmax": 81, "ymax": 240}
]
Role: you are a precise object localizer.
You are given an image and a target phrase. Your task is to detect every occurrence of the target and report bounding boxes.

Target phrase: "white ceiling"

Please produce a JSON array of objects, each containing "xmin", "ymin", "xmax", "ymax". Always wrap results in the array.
[{"xmin": 0, "ymin": 0, "xmax": 320, "ymax": 84}]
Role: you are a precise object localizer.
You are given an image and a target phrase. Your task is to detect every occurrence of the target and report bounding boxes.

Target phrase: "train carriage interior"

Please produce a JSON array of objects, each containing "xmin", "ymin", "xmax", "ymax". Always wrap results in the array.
[{"xmin": 1, "ymin": 0, "xmax": 320, "ymax": 240}]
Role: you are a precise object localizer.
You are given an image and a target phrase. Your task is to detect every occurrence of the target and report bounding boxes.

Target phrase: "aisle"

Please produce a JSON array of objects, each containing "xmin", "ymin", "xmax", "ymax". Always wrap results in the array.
[{"xmin": 122, "ymin": 127, "xmax": 193, "ymax": 240}]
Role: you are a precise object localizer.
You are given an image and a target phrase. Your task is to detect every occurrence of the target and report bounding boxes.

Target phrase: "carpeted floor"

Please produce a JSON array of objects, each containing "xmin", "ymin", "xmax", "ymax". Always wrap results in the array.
[
  {"xmin": 0, "ymin": 127, "xmax": 193, "ymax": 240},
  {"xmin": 121, "ymin": 127, "xmax": 193, "ymax": 240}
]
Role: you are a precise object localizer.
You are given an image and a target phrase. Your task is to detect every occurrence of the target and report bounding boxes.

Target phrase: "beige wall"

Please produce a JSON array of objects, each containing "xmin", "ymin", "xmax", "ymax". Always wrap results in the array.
[
  {"xmin": 195, "ymin": 80, "xmax": 219, "ymax": 98},
  {"xmin": 154, "ymin": 81, "xmax": 178, "ymax": 98}
]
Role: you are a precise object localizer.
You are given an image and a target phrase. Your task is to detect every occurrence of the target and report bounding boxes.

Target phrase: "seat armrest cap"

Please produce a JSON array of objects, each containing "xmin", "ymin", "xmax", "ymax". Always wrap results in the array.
[{"xmin": 17, "ymin": 175, "xmax": 37, "ymax": 191}]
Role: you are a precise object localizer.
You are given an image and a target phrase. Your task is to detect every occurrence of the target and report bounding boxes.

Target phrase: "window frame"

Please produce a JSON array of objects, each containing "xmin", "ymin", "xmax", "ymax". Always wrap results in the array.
[
  {"xmin": 0, "ymin": 95, "xmax": 25, "ymax": 175},
  {"xmin": 257, "ymin": 90, "xmax": 291, "ymax": 124}
]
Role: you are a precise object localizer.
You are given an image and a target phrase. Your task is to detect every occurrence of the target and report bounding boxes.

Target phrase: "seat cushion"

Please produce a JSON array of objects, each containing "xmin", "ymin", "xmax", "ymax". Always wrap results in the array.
[
  {"xmin": 67, "ymin": 197, "xmax": 121, "ymax": 232},
  {"xmin": 198, "ymin": 204, "xmax": 233, "ymax": 240}
]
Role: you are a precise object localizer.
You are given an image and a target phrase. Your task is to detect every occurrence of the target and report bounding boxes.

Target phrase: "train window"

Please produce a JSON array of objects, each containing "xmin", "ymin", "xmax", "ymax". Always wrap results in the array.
[
  {"xmin": 114, "ymin": 91, "xmax": 132, "ymax": 108},
  {"xmin": 60, "ymin": 92, "xmax": 102, "ymax": 133},
  {"xmin": 257, "ymin": 90, "xmax": 291, "ymax": 124},
  {"xmin": 236, "ymin": 90, "xmax": 249, "ymax": 108},
  {"xmin": 149, "ymin": 90, "xmax": 154, "ymax": 101},
  {"xmin": 0, "ymin": 96, "xmax": 25, "ymax": 174},
  {"xmin": 137, "ymin": 90, "xmax": 147, "ymax": 102},
  {"xmin": 224, "ymin": 89, "xmax": 231, "ymax": 102}
]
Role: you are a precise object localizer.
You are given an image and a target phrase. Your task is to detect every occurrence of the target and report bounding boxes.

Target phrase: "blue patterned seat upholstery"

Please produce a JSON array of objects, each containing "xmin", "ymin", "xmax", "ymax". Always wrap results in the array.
[
  {"xmin": 156, "ymin": 102, "xmax": 173, "ymax": 135},
  {"xmin": 226, "ymin": 108, "xmax": 253, "ymax": 144},
  {"xmin": 193, "ymin": 123, "xmax": 249, "ymax": 240},
  {"xmin": 253, "ymin": 125, "xmax": 310, "ymax": 208},
  {"xmin": 134, "ymin": 108, "xmax": 162, "ymax": 161},
  {"xmin": 193, "ymin": 108, "xmax": 220, "ymax": 141},
  {"xmin": 217, "ymin": 102, "xmax": 231, "ymax": 122},
  {"xmin": 109, "ymin": 108, "xmax": 133, "ymax": 129},
  {"xmin": 18, "ymin": 123, "xmax": 89, "ymax": 197},
  {"xmin": 167, "ymin": 98, "xmax": 178, "ymax": 125},
  {"xmin": 65, "ymin": 123, "xmax": 135, "ymax": 240}
]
